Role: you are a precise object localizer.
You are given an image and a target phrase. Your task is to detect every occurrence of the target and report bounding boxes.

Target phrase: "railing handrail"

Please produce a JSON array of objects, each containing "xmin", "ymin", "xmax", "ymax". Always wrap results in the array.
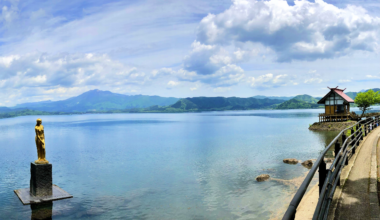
[{"xmin": 282, "ymin": 116, "xmax": 379, "ymax": 220}]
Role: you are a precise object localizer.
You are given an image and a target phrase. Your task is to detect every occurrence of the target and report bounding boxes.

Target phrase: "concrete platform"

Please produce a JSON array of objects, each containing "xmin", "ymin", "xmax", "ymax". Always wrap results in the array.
[{"xmin": 14, "ymin": 184, "xmax": 73, "ymax": 205}]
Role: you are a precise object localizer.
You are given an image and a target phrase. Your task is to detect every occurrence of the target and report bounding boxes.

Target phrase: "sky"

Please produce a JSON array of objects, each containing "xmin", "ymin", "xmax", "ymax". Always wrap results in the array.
[{"xmin": 0, "ymin": 0, "xmax": 379, "ymax": 106}]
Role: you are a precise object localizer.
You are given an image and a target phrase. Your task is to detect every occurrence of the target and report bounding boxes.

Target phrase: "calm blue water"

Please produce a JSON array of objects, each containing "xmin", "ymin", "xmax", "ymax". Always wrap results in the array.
[{"xmin": 0, "ymin": 109, "xmax": 347, "ymax": 219}]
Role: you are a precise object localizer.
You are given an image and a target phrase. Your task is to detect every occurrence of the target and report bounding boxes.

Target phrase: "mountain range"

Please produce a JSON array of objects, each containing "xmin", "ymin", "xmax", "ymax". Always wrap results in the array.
[
  {"xmin": 251, "ymin": 95, "xmax": 294, "ymax": 101},
  {"xmin": 275, "ymin": 95, "xmax": 321, "ymax": 109},
  {"xmin": 166, "ymin": 97, "xmax": 284, "ymax": 111},
  {"xmin": 6, "ymin": 90, "xmax": 179, "ymax": 112},
  {"xmin": 1, "ymin": 88, "xmax": 379, "ymax": 118}
]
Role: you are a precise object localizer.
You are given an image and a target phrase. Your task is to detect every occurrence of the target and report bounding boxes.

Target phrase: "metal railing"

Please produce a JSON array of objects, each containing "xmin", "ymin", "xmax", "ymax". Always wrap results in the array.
[{"xmin": 282, "ymin": 116, "xmax": 380, "ymax": 220}]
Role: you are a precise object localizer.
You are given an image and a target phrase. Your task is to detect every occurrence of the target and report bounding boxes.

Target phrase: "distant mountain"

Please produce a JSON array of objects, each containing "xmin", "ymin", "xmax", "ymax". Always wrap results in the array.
[
  {"xmin": 0, "ymin": 107, "xmax": 13, "ymax": 113},
  {"xmin": 276, "ymin": 99, "xmax": 321, "ymax": 110},
  {"xmin": 292, "ymin": 94, "xmax": 319, "ymax": 103},
  {"xmin": 162, "ymin": 97, "xmax": 285, "ymax": 111},
  {"xmin": 12, "ymin": 90, "xmax": 179, "ymax": 112},
  {"xmin": 345, "ymin": 92, "xmax": 357, "ymax": 100},
  {"xmin": 251, "ymin": 95, "xmax": 294, "ymax": 101},
  {"xmin": 275, "ymin": 95, "xmax": 321, "ymax": 109}
]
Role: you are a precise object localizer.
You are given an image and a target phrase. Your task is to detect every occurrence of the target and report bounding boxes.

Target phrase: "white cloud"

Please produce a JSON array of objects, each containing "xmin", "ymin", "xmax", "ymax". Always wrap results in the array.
[
  {"xmin": 304, "ymin": 78, "xmax": 323, "ymax": 84},
  {"xmin": 177, "ymin": 0, "xmax": 380, "ymax": 89},
  {"xmin": 167, "ymin": 80, "xmax": 179, "ymax": 86},
  {"xmin": 338, "ymin": 79, "xmax": 351, "ymax": 83},
  {"xmin": 308, "ymin": 70, "xmax": 317, "ymax": 74},
  {"xmin": 167, "ymin": 80, "xmax": 180, "ymax": 88},
  {"xmin": 153, "ymin": 64, "xmax": 245, "ymax": 87},
  {"xmin": 213, "ymin": 87, "xmax": 231, "ymax": 93},
  {"xmin": 366, "ymin": 75, "xmax": 380, "ymax": 79},
  {"xmin": 0, "ymin": 53, "xmax": 146, "ymax": 89},
  {"xmin": 1, "ymin": 3, "xmax": 18, "ymax": 23},
  {"xmin": 183, "ymin": 41, "xmax": 232, "ymax": 75},
  {"xmin": 247, "ymin": 73, "xmax": 294, "ymax": 88},
  {"xmin": 195, "ymin": 0, "xmax": 380, "ymax": 62}
]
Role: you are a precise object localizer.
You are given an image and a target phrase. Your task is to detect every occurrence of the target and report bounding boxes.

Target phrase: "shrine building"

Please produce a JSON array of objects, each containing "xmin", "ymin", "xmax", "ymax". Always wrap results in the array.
[{"xmin": 317, "ymin": 87, "xmax": 355, "ymax": 122}]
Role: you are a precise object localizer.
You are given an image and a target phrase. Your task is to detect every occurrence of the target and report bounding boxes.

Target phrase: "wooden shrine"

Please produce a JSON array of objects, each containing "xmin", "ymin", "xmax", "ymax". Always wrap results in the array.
[{"xmin": 317, "ymin": 87, "xmax": 355, "ymax": 122}]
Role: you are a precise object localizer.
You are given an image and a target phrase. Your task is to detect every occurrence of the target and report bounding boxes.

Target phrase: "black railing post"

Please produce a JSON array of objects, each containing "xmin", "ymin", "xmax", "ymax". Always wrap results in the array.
[
  {"xmin": 355, "ymin": 125, "xmax": 360, "ymax": 146},
  {"xmin": 334, "ymin": 141, "xmax": 341, "ymax": 186},
  {"xmin": 376, "ymin": 117, "xmax": 378, "ymax": 128},
  {"xmin": 374, "ymin": 118, "xmax": 376, "ymax": 129},
  {"xmin": 375, "ymin": 118, "xmax": 377, "ymax": 129},
  {"xmin": 360, "ymin": 126, "xmax": 363, "ymax": 141},
  {"xmin": 319, "ymin": 159, "xmax": 327, "ymax": 194},
  {"xmin": 365, "ymin": 124, "xmax": 367, "ymax": 136},
  {"xmin": 334, "ymin": 140, "xmax": 340, "ymax": 161},
  {"xmin": 291, "ymin": 211, "xmax": 295, "ymax": 219},
  {"xmin": 342, "ymin": 133, "xmax": 346, "ymax": 146},
  {"xmin": 353, "ymin": 130, "xmax": 358, "ymax": 153}
]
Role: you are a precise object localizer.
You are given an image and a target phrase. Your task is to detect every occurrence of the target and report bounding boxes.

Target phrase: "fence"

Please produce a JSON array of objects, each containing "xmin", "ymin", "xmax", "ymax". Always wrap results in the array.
[{"xmin": 282, "ymin": 116, "xmax": 380, "ymax": 220}]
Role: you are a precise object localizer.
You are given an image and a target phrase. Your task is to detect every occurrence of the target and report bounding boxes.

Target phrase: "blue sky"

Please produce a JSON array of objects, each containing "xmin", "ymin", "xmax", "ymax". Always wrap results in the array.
[{"xmin": 0, "ymin": 0, "xmax": 379, "ymax": 106}]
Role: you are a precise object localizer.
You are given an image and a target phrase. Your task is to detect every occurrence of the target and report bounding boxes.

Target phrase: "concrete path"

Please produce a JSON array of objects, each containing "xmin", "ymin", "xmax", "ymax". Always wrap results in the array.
[{"xmin": 332, "ymin": 127, "xmax": 380, "ymax": 220}]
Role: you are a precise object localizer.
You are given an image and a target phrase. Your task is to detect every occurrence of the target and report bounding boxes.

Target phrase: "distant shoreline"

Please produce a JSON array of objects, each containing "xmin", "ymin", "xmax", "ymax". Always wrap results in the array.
[{"xmin": 0, "ymin": 107, "xmax": 329, "ymax": 120}]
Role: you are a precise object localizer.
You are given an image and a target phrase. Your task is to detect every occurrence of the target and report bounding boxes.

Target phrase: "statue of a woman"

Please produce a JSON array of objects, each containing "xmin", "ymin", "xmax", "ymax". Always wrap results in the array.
[{"xmin": 35, "ymin": 119, "xmax": 49, "ymax": 164}]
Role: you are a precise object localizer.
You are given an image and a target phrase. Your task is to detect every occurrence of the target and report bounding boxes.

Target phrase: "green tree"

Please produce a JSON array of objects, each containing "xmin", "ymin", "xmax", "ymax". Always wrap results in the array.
[{"xmin": 354, "ymin": 90, "xmax": 380, "ymax": 116}]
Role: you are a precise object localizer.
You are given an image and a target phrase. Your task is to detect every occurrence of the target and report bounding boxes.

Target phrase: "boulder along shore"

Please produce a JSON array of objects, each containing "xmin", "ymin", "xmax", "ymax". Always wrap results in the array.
[{"xmin": 309, "ymin": 121, "xmax": 356, "ymax": 131}]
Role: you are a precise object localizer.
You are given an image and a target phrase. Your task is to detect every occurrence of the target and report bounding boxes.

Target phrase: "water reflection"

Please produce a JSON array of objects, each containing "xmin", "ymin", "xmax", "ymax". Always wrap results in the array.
[
  {"xmin": 309, "ymin": 130, "xmax": 340, "ymax": 158},
  {"xmin": 31, "ymin": 202, "xmax": 52, "ymax": 220}
]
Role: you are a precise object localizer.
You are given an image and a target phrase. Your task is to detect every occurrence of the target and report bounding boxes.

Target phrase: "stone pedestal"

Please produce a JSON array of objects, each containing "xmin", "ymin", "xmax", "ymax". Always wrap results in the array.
[
  {"xmin": 14, "ymin": 162, "xmax": 72, "ymax": 205},
  {"xmin": 30, "ymin": 163, "xmax": 52, "ymax": 197}
]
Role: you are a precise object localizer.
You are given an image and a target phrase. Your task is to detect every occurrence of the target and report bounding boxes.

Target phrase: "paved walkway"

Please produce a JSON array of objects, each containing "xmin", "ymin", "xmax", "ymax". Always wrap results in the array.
[{"xmin": 332, "ymin": 126, "xmax": 380, "ymax": 220}]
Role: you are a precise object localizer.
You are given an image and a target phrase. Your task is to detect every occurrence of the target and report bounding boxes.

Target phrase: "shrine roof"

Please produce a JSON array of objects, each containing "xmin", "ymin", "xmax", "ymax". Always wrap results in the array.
[{"xmin": 317, "ymin": 87, "xmax": 354, "ymax": 104}]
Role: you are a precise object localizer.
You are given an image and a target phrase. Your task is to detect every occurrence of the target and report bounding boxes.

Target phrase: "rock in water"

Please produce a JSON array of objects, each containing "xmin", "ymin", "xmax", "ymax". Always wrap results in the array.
[
  {"xmin": 301, "ymin": 160, "xmax": 313, "ymax": 169},
  {"xmin": 283, "ymin": 158, "xmax": 299, "ymax": 164},
  {"xmin": 256, "ymin": 174, "xmax": 270, "ymax": 182}
]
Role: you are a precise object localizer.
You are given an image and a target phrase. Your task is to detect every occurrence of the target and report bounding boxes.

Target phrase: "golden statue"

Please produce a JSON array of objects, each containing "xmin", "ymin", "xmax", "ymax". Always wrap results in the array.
[{"xmin": 35, "ymin": 119, "xmax": 49, "ymax": 164}]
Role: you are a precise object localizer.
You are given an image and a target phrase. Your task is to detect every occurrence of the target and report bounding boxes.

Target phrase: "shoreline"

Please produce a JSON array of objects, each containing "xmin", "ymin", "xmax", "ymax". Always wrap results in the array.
[
  {"xmin": 309, "ymin": 121, "xmax": 356, "ymax": 131},
  {"xmin": 0, "ymin": 108, "xmax": 328, "ymax": 120},
  {"xmin": 268, "ymin": 169, "xmax": 319, "ymax": 220}
]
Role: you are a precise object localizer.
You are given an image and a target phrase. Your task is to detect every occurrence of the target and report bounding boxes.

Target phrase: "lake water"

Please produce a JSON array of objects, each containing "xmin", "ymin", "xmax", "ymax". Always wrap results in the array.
[{"xmin": 0, "ymin": 109, "xmax": 349, "ymax": 219}]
